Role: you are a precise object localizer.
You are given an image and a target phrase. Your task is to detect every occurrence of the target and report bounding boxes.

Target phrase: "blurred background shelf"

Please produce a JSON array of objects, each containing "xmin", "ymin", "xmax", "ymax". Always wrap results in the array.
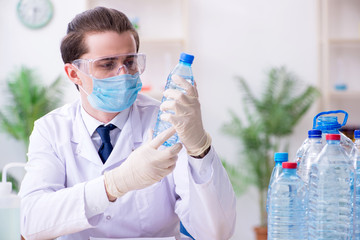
[
  {"xmin": 318, "ymin": 0, "xmax": 360, "ymax": 126},
  {"xmin": 329, "ymin": 38, "xmax": 360, "ymax": 44},
  {"xmin": 329, "ymin": 90, "xmax": 360, "ymax": 99}
]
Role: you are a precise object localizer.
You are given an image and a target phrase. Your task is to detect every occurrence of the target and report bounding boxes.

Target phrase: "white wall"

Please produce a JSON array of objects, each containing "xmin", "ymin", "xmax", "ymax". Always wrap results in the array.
[
  {"xmin": 0, "ymin": 0, "xmax": 86, "ymax": 177},
  {"xmin": 186, "ymin": 0, "xmax": 318, "ymax": 239},
  {"xmin": 0, "ymin": 0, "xmax": 318, "ymax": 239}
]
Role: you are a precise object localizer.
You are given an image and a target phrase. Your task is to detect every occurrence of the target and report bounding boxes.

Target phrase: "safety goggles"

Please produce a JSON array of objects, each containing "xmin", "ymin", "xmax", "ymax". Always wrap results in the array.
[{"xmin": 72, "ymin": 53, "xmax": 146, "ymax": 79}]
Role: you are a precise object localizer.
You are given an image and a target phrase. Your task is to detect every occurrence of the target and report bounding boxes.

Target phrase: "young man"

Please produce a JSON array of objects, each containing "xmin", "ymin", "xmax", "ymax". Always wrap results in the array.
[{"xmin": 19, "ymin": 7, "xmax": 236, "ymax": 240}]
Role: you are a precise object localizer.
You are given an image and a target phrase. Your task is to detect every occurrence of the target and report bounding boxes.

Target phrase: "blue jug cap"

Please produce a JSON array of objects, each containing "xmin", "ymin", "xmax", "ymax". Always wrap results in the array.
[
  {"xmin": 180, "ymin": 53, "xmax": 194, "ymax": 64},
  {"xmin": 308, "ymin": 129, "xmax": 322, "ymax": 138},
  {"xmin": 274, "ymin": 152, "xmax": 288, "ymax": 162},
  {"xmin": 313, "ymin": 110, "xmax": 348, "ymax": 131},
  {"xmin": 355, "ymin": 130, "xmax": 360, "ymax": 139}
]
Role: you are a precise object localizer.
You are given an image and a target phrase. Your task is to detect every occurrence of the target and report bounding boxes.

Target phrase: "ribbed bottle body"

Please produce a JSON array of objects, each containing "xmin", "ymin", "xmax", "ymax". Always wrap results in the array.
[
  {"xmin": 353, "ymin": 136, "xmax": 360, "ymax": 240},
  {"xmin": 268, "ymin": 166, "xmax": 307, "ymax": 240},
  {"xmin": 297, "ymin": 137, "xmax": 323, "ymax": 185},
  {"xmin": 308, "ymin": 139, "xmax": 354, "ymax": 240}
]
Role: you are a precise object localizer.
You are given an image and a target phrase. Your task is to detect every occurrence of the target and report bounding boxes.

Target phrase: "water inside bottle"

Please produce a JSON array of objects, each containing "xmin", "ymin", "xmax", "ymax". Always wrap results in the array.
[{"xmin": 154, "ymin": 74, "xmax": 194, "ymax": 146}]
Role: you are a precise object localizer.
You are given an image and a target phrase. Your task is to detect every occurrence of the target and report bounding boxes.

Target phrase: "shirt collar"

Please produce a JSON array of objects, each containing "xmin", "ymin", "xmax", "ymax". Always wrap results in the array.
[{"xmin": 81, "ymin": 106, "xmax": 130, "ymax": 136}]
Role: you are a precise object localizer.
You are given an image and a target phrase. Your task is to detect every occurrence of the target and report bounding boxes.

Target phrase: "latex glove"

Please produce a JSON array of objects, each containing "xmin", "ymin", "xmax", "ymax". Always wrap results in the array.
[
  {"xmin": 160, "ymin": 75, "xmax": 212, "ymax": 157},
  {"xmin": 104, "ymin": 127, "xmax": 182, "ymax": 198}
]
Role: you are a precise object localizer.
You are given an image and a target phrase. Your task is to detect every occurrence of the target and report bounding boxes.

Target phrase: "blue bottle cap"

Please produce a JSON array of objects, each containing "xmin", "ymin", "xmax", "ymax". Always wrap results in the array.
[
  {"xmin": 313, "ymin": 110, "xmax": 348, "ymax": 130},
  {"xmin": 355, "ymin": 130, "xmax": 360, "ymax": 139},
  {"xmin": 274, "ymin": 152, "xmax": 288, "ymax": 162},
  {"xmin": 315, "ymin": 116, "xmax": 342, "ymax": 130},
  {"xmin": 308, "ymin": 129, "xmax": 322, "ymax": 138},
  {"xmin": 180, "ymin": 52, "xmax": 194, "ymax": 64}
]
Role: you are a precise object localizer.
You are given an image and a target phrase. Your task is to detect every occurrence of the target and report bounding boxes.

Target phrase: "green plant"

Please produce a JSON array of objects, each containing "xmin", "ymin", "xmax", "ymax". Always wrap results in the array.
[
  {"xmin": 0, "ymin": 66, "xmax": 62, "ymax": 148},
  {"xmin": 0, "ymin": 66, "xmax": 62, "ymax": 191},
  {"xmin": 222, "ymin": 66, "xmax": 319, "ymax": 227}
]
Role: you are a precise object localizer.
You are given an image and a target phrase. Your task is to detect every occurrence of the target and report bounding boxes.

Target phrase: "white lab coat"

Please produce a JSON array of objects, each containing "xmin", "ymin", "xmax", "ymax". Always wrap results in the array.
[{"xmin": 19, "ymin": 94, "xmax": 236, "ymax": 240}]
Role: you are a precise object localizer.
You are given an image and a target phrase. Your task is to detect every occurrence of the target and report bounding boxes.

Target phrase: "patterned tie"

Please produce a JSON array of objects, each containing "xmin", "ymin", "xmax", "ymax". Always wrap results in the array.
[{"xmin": 96, "ymin": 124, "xmax": 116, "ymax": 163}]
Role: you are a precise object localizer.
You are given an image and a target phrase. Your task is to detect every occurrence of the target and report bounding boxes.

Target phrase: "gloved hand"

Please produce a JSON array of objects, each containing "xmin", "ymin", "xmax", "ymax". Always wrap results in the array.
[
  {"xmin": 160, "ymin": 75, "xmax": 212, "ymax": 157},
  {"xmin": 104, "ymin": 127, "xmax": 182, "ymax": 199}
]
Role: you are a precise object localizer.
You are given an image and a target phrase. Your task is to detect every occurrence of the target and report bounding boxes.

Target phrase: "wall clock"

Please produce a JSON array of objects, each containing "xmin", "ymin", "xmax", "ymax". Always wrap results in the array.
[{"xmin": 17, "ymin": 0, "xmax": 53, "ymax": 29}]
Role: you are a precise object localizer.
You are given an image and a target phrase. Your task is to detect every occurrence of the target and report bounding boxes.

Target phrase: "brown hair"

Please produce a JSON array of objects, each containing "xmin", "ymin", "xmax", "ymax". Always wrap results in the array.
[{"xmin": 60, "ymin": 7, "xmax": 139, "ymax": 64}]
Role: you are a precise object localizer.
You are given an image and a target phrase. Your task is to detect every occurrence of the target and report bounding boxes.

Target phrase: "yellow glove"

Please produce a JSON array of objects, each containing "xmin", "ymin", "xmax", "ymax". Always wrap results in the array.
[
  {"xmin": 104, "ymin": 127, "xmax": 182, "ymax": 198},
  {"xmin": 160, "ymin": 75, "xmax": 212, "ymax": 157}
]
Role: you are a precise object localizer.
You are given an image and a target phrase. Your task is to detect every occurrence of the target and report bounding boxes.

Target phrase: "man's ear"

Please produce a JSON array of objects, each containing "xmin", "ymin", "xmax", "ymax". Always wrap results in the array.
[{"xmin": 64, "ymin": 63, "xmax": 82, "ymax": 85}]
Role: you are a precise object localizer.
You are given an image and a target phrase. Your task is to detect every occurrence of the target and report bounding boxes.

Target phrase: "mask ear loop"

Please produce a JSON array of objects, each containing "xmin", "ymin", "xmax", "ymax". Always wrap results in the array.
[
  {"xmin": 72, "ymin": 62, "xmax": 92, "ymax": 96},
  {"xmin": 78, "ymin": 84, "xmax": 90, "ymax": 96}
]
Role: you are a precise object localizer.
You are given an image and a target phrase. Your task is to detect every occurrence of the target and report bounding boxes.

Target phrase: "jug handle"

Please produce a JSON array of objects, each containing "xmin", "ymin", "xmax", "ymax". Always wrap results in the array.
[{"xmin": 313, "ymin": 110, "xmax": 348, "ymax": 129}]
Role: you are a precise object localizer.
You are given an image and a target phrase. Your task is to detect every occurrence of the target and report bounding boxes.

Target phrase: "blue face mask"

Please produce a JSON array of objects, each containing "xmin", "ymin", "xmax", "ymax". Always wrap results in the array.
[{"xmin": 80, "ymin": 73, "xmax": 142, "ymax": 113}]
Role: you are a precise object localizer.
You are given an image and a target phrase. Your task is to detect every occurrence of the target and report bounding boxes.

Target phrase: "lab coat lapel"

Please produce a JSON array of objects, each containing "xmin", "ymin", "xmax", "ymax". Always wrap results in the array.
[
  {"xmin": 103, "ymin": 104, "xmax": 144, "ymax": 170},
  {"xmin": 71, "ymin": 105, "xmax": 103, "ymax": 166}
]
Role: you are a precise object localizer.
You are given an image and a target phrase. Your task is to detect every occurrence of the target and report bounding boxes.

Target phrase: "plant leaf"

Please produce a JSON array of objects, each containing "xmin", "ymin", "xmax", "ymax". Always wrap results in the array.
[
  {"xmin": 0, "ymin": 66, "xmax": 63, "ymax": 149},
  {"xmin": 221, "ymin": 66, "xmax": 319, "ymax": 225}
]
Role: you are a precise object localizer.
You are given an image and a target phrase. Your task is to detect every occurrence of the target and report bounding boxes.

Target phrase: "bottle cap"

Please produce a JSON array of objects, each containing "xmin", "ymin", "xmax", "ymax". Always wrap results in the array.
[
  {"xmin": 282, "ymin": 162, "xmax": 297, "ymax": 169},
  {"xmin": 313, "ymin": 110, "xmax": 348, "ymax": 130},
  {"xmin": 315, "ymin": 116, "xmax": 341, "ymax": 131},
  {"xmin": 308, "ymin": 129, "xmax": 322, "ymax": 138},
  {"xmin": 179, "ymin": 52, "xmax": 194, "ymax": 64},
  {"xmin": 326, "ymin": 134, "xmax": 340, "ymax": 141},
  {"xmin": 355, "ymin": 130, "xmax": 360, "ymax": 139},
  {"xmin": 274, "ymin": 152, "xmax": 288, "ymax": 162}
]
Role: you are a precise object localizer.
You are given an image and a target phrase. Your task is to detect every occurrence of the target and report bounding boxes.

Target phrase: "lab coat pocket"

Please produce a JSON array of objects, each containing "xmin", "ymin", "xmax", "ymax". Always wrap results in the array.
[{"xmin": 135, "ymin": 178, "xmax": 178, "ymax": 235}]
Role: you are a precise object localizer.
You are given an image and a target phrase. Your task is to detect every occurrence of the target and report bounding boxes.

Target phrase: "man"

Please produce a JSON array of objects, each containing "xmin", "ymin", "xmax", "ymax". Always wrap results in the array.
[{"xmin": 19, "ymin": 7, "xmax": 236, "ymax": 240}]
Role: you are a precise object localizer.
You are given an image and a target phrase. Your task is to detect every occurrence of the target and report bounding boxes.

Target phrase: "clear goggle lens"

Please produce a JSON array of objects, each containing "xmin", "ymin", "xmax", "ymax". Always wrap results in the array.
[{"xmin": 72, "ymin": 53, "xmax": 146, "ymax": 79}]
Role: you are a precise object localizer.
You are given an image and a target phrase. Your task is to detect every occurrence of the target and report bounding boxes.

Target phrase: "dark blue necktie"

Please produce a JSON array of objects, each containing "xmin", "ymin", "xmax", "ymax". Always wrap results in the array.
[{"xmin": 96, "ymin": 124, "xmax": 116, "ymax": 163}]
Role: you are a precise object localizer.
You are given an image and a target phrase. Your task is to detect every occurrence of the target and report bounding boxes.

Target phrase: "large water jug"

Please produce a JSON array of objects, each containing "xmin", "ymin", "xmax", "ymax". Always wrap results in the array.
[
  {"xmin": 353, "ymin": 130, "xmax": 360, "ymax": 240},
  {"xmin": 313, "ymin": 110, "xmax": 354, "ymax": 156},
  {"xmin": 296, "ymin": 110, "xmax": 354, "ymax": 162},
  {"xmin": 308, "ymin": 134, "xmax": 354, "ymax": 240},
  {"xmin": 268, "ymin": 162, "xmax": 307, "ymax": 240}
]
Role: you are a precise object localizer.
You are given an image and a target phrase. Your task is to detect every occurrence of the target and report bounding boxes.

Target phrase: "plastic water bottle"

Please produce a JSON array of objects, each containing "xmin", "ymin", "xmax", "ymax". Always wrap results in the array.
[
  {"xmin": 295, "ymin": 138, "xmax": 310, "ymax": 164},
  {"xmin": 308, "ymin": 134, "xmax": 354, "ymax": 240},
  {"xmin": 268, "ymin": 162, "xmax": 307, "ymax": 240},
  {"xmin": 297, "ymin": 129, "xmax": 323, "ymax": 185},
  {"xmin": 313, "ymin": 110, "xmax": 354, "ymax": 156},
  {"xmin": 0, "ymin": 162, "xmax": 26, "ymax": 240},
  {"xmin": 353, "ymin": 130, "xmax": 360, "ymax": 240},
  {"xmin": 295, "ymin": 130, "xmax": 321, "ymax": 165},
  {"xmin": 153, "ymin": 52, "xmax": 194, "ymax": 146},
  {"xmin": 266, "ymin": 152, "xmax": 288, "ymax": 213}
]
